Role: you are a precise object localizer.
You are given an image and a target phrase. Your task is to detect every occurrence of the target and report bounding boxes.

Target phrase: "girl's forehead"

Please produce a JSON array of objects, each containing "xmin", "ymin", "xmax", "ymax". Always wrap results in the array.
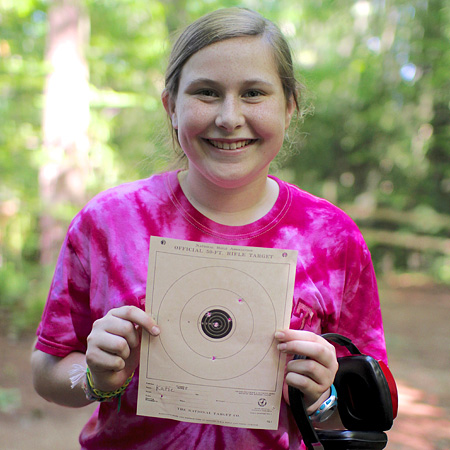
[
  {"xmin": 180, "ymin": 36, "xmax": 278, "ymax": 83},
  {"xmin": 192, "ymin": 35, "xmax": 270, "ymax": 56}
]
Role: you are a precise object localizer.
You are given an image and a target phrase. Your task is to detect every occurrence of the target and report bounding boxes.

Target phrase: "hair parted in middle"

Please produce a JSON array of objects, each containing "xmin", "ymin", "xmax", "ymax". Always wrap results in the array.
[{"xmin": 164, "ymin": 7, "xmax": 301, "ymax": 109}]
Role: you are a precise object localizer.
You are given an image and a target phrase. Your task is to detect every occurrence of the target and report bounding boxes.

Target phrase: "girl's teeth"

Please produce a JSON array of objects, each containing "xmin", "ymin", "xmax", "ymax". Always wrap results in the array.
[{"xmin": 209, "ymin": 140, "xmax": 251, "ymax": 149}]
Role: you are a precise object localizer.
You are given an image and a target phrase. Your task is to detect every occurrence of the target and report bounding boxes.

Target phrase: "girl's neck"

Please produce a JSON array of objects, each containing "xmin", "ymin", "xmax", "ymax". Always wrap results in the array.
[{"xmin": 177, "ymin": 170, "xmax": 279, "ymax": 226}]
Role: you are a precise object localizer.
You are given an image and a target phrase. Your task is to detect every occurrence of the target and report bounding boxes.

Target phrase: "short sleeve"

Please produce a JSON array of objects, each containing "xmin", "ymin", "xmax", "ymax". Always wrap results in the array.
[
  {"xmin": 336, "ymin": 239, "xmax": 387, "ymax": 364},
  {"xmin": 35, "ymin": 234, "xmax": 93, "ymax": 357}
]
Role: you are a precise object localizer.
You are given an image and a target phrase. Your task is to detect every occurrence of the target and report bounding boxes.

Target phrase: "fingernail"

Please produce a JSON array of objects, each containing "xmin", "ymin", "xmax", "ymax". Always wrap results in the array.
[
  {"xmin": 277, "ymin": 343, "xmax": 287, "ymax": 351},
  {"xmin": 151, "ymin": 326, "xmax": 160, "ymax": 335},
  {"xmin": 274, "ymin": 331, "xmax": 285, "ymax": 340}
]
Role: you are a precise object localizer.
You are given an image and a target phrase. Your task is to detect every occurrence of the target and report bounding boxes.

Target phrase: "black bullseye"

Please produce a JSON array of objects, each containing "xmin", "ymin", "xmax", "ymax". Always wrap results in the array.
[{"xmin": 201, "ymin": 309, "xmax": 233, "ymax": 339}]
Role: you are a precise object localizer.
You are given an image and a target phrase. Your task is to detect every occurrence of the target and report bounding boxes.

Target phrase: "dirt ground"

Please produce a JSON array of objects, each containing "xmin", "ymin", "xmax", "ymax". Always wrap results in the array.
[{"xmin": 1, "ymin": 281, "xmax": 449, "ymax": 450}]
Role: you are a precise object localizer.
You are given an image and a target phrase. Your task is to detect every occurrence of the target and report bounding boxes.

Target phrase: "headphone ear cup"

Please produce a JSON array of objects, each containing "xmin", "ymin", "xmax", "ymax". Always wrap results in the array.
[
  {"xmin": 335, "ymin": 355, "xmax": 395, "ymax": 431},
  {"xmin": 378, "ymin": 360, "xmax": 398, "ymax": 419}
]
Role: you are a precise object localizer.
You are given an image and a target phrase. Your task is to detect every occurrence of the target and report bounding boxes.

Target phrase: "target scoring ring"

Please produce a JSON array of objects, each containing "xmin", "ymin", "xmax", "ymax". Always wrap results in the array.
[{"xmin": 200, "ymin": 308, "xmax": 234, "ymax": 340}]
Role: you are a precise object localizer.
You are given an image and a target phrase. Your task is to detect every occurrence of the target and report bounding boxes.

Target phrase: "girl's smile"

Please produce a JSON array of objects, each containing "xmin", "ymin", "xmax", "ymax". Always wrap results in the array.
[{"xmin": 205, "ymin": 138, "xmax": 257, "ymax": 150}]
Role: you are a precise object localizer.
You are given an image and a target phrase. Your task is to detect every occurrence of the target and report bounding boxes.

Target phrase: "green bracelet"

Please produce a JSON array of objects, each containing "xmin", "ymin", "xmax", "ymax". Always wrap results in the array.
[{"xmin": 83, "ymin": 367, "xmax": 134, "ymax": 411}]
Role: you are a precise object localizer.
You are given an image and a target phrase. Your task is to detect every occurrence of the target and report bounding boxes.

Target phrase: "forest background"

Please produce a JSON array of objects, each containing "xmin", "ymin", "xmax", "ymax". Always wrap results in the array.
[{"xmin": 1, "ymin": 0, "xmax": 449, "ymax": 335}]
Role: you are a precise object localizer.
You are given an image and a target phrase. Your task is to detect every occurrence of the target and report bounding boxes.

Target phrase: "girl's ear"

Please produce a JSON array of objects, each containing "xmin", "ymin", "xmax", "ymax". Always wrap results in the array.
[
  {"xmin": 162, "ymin": 89, "xmax": 178, "ymax": 129},
  {"xmin": 284, "ymin": 93, "xmax": 296, "ymax": 130}
]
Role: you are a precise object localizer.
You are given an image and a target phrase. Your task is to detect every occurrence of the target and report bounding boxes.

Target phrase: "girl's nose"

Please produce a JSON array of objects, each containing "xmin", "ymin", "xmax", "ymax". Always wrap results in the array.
[{"xmin": 215, "ymin": 96, "xmax": 244, "ymax": 131}]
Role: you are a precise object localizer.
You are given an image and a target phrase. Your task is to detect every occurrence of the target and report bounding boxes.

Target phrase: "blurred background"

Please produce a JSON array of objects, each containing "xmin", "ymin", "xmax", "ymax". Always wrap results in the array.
[{"xmin": 0, "ymin": 0, "xmax": 449, "ymax": 449}]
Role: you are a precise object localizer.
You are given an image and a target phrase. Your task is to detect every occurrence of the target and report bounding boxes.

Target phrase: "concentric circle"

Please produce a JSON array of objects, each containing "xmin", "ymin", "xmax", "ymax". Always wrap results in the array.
[
  {"xmin": 157, "ymin": 266, "xmax": 276, "ymax": 380},
  {"xmin": 200, "ymin": 308, "xmax": 233, "ymax": 339}
]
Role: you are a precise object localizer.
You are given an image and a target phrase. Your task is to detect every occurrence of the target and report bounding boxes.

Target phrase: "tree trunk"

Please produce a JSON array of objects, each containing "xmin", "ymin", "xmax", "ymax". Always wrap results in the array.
[{"xmin": 39, "ymin": 0, "xmax": 90, "ymax": 265}]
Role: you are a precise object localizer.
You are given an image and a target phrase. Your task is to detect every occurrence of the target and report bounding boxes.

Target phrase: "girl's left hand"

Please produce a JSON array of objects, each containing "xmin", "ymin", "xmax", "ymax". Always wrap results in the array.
[{"xmin": 275, "ymin": 330, "xmax": 338, "ymax": 415}]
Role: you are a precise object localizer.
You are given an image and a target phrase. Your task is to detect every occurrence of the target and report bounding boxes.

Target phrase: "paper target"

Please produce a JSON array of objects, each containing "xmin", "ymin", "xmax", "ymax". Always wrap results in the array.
[{"xmin": 157, "ymin": 266, "xmax": 276, "ymax": 380}]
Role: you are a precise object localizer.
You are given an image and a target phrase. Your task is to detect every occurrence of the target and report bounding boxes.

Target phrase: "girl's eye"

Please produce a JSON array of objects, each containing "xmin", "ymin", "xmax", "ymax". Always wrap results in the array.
[
  {"xmin": 243, "ymin": 90, "xmax": 264, "ymax": 99},
  {"xmin": 197, "ymin": 89, "xmax": 218, "ymax": 97}
]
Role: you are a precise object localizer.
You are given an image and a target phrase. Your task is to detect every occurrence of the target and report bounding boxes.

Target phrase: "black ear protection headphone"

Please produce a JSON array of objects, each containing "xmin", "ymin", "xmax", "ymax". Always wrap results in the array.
[{"xmin": 288, "ymin": 333, "xmax": 398, "ymax": 450}]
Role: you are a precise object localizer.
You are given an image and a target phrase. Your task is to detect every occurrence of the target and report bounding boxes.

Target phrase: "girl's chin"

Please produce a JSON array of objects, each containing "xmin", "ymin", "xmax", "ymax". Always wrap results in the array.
[{"xmin": 188, "ymin": 166, "xmax": 269, "ymax": 190}]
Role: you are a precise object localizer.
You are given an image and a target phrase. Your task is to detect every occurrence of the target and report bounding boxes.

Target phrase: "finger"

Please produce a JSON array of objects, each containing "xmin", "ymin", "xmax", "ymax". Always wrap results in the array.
[
  {"xmin": 92, "ymin": 314, "xmax": 141, "ymax": 348},
  {"xmin": 89, "ymin": 315, "xmax": 140, "ymax": 358},
  {"xmin": 110, "ymin": 306, "xmax": 160, "ymax": 336},
  {"xmin": 275, "ymin": 329, "xmax": 322, "ymax": 344},
  {"xmin": 86, "ymin": 345, "xmax": 127, "ymax": 373},
  {"xmin": 281, "ymin": 340, "xmax": 335, "ymax": 367},
  {"xmin": 284, "ymin": 357, "xmax": 334, "ymax": 406},
  {"xmin": 86, "ymin": 326, "xmax": 133, "ymax": 371},
  {"xmin": 275, "ymin": 331, "xmax": 336, "ymax": 366},
  {"xmin": 91, "ymin": 331, "xmax": 134, "ymax": 360},
  {"xmin": 285, "ymin": 368, "xmax": 317, "ymax": 391},
  {"xmin": 284, "ymin": 370, "xmax": 332, "ymax": 414},
  {"xmin": 286, "ymin": 357, "xmax": 331, "ymax": 385},
  {"xmin": 275, "ymin": 329, "xmax": 321, "ymax": 355}
]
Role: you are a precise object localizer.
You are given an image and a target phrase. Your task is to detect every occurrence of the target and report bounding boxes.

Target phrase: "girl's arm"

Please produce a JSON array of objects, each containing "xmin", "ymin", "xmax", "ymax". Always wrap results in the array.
[
  {"xmin": 31, "ymin": 349, "xmax": 92, "ymax": 407},
  {"xmin": 31, "ymin": 305, "xmax": 160, "ymax": 407}
]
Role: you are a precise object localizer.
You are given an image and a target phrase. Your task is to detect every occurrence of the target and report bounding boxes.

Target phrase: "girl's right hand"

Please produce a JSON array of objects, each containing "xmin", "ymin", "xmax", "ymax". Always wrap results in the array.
[{"xmin": 85, "ymin": 306, "xmax": 160, "ymax": 392}]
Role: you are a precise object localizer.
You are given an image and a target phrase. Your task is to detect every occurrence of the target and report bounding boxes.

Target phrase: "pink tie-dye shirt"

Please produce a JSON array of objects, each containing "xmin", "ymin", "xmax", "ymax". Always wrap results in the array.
[{"xmin": 36, "ymin": 170, "xmax": 387, "ymax": 450}]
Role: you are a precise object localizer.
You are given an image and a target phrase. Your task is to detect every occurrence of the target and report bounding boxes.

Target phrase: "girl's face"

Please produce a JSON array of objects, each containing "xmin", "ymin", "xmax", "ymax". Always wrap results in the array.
[{"xmin": 163, "ymin": 36, "xmax": 295, "ymax": 191}]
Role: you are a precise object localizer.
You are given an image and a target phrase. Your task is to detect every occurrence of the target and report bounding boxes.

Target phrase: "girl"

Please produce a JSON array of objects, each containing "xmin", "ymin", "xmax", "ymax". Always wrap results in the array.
[{"xmin": 32, "ymin": 8, "xmax": 387, "ymax": 449}]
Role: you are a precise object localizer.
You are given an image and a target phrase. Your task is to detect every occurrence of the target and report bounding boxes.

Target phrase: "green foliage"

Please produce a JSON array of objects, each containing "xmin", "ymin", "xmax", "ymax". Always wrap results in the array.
[
  {"xmin": 275, "ymin": 0, "xmax": 450, "ymax": 280},
  {"xmin": 1, "ymin": 0, "xmax": 449, "ymax": 335},
  {"xmin": 0, "ymin": 387, "xmax": 21, "ymax": 413}
]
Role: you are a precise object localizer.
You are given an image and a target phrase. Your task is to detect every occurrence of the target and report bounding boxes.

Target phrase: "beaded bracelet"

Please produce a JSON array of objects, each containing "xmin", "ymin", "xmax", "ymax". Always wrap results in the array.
[{"xmin": 82, "ymin": 367, "xmax": 134, "ymax": 412}]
